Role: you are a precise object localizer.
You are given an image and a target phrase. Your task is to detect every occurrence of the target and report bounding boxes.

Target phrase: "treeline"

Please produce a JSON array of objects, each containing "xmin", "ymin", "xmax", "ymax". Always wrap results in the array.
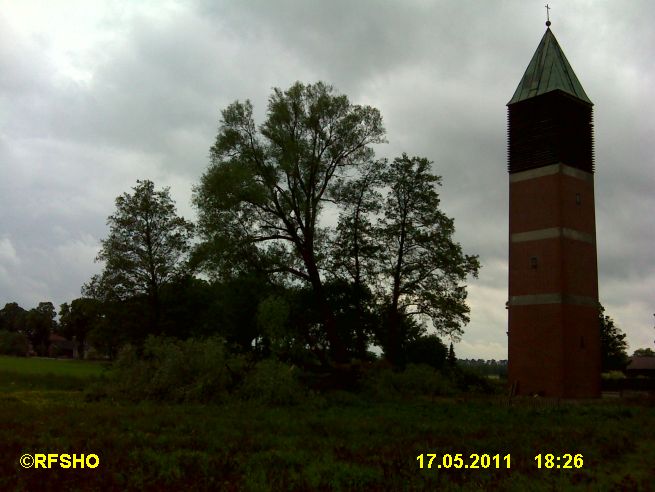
[
  {"xmin": 2, "ymin": 81, "xmax": 642, "ymax": 374},
  {"xmin": 458, "ymin": 359, "xmax": 508, "ymax": 378},
  {"xmin": 42, "ymin": 81, "xmax": 479, "ymax": 369},
  {"xmin": 0, "ymin": 302, "xmax": 56, "ymax": 356}
]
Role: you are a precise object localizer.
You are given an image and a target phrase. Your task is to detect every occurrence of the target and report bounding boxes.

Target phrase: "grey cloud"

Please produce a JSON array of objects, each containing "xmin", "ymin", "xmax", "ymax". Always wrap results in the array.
[{"xmin": 1, "ymin": 0, "xmax": 653, "ymax": 358}]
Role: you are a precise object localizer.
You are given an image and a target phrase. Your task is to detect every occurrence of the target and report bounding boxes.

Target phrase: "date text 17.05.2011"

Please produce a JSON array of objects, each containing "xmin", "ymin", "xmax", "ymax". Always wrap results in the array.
[{"xmin": 417, "ymin": 453, "xmax": 511, "ymax": 469}]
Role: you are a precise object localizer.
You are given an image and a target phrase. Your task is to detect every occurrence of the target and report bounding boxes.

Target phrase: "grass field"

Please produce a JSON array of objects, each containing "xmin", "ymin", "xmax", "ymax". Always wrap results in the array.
[
  {"xmin": 0, "ymin": 356, "xmax": 107, "ymax": 378},
  {"xmin": 0, "ymin": 356, "xmax": 107, "ymax": 393},
  {"xmin": 1, "ymin": 356, "xmax": 654, "ymax": 491}
]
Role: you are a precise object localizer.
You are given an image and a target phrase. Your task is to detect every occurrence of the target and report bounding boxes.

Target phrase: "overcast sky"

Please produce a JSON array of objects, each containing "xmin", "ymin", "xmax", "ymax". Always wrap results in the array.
[{"xmin": 1, "ymin": 1, "xmax": 653, "ymax": 359}]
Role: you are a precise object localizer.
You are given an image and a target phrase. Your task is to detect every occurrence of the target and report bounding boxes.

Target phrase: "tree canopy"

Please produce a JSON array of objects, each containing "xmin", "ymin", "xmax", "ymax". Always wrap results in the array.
[
  {"xmin": 373, "ymin": 154, "xmax": 479, "ymax": 363},
  {"xmin": 194, "ymin": 82, "xmax": 386, "ymax": 361},
  {"xmin": 2, "ymin": 82, "xmax": 480, "ymax": 366},
  {"xmin": 84, "ymin": 179, "xmax": 194, "ymax": 334},
  {"xmin": 194, "ymin": 81, "xmax": 479, "ymax": 365},
  {"xmin": 599, "ymin": 305, "xmax": 629, "ymax": 371}
]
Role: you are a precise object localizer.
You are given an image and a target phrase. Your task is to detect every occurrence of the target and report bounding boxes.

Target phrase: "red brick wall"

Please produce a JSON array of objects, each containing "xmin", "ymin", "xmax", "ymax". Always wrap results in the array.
[
  {"xmin": 508, "ymin": 304, "xmax": 565, "ymax": 396},
  {"xmin": 508, "ymin": 164, "xmax": 600, "ymax": 398}
]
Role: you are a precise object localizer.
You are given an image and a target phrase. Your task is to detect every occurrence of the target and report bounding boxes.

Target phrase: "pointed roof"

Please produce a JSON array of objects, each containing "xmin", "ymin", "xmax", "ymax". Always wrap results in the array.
[{"xmin": 508, "ymin": 28, "xmax": 592, "ymax": 105}]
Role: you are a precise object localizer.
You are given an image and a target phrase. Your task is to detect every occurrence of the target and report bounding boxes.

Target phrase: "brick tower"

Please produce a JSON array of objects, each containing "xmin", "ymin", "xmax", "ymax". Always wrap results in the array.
[{"xmin": 507, "ymin": 24, "xmax": 601, "ymax": 398}]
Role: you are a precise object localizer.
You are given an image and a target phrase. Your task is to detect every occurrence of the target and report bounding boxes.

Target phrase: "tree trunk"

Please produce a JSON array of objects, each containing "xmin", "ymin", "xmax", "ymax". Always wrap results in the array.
[{"xmin": 304, "ymin": 250, "xmax": 347, "ymax": 363}]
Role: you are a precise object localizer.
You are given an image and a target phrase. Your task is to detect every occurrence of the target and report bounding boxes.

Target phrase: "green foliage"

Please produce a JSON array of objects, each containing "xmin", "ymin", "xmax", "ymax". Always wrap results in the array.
[
  {"xmin": 0, "ymin": 302, "xmax": 27, "ymax": 332},
  {"xmin": 239, "ymin": 359, "xmax": 305, "ymax": 405},
  {"xmin": 0, "ymin": 331, "xmax": 29, "ymax": 356},
  {"xmin": 364, "ymin": 363, "xmax": 456, "ymax": 400},
  {"xmin": 404, "ymin": 334, "xmax": 448, "ymax": 369},
  {"xmin": 95, "ymin": 337, "xmax": 311, "ymax": 405},
  {"xmin": 194, "ymin": 81, "xmax": 386, "ymax": 361},
  {"xmin": 447, "ymin": 342, "xmax": 457, "ymax": 366},
  {"xmin": 208, "ymin": 274, "xmax": 272, "ymax": 350},
  {"xmin": 84, "ymin": 179, "xmax": 194, "ymax": 335},
  {"xmin": 0, "ymin": 355, "xmax": 106, "ymax": 391},
  {"xmin": 602, "ymin": 370, "xmax": 627, "ymax": 380},
  {"xmin": 449, "ymin": 367, "xmax": 497, "ymax": 394},
  {"xmin": 632, "ymin": 348, "xmax": 655, "ymax": 357},
  {"xmin": 157, "ymin": 276, "xmax": 218, "ymax": 339},
  {"xmin": 191, "ymin": 83, "xmax": 481, "ymax": 365},
  {"xmin": 599, "ymin": 305, "xmax": 629, "ymax": 371},
  {"xmin": 96, "ymin": 336, "xmax": 242, "ymax": 403},
  {"xmin": 3, "ymin": 356, "xmax": 655, "ymax": 490},
  {"xmin": 24, "ymin": 302, "xmax": 57, "ymax": 355},
  {"xmin": 375, "ymin": 154, "xmax": 480, "ymax": 362},
  {"xmin": 458, "ymin": 358, "xmax": 508, "ymax": 378},
  {"xmin": 256, "ymin": 295, "xmax": 293, "ymax": 355},
  {"xmin": 59, "ymin": 297, "xmax": 102, "ymax": 358}
]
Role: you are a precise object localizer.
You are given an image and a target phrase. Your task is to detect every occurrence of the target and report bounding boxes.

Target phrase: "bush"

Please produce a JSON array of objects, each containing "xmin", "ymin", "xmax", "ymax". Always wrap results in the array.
[
  {"xmin": 404, "ymin": 335, "xmax": 447, "ymax": 369},
  {"xmin": 239, "ymin": 359, "xmax": 305, "ymax": 405},
  {"xmin": 449, "ymin": 367, "xmax": 497, "ymax": 394},
  {"xmin": 363, "ymin": 363, "xmax": 456, "ymax": 400},
  {"xmin": 94, "ymin": 336, "xmax": 245, "ymax": 403},
  {"xmin": 0, "ymin": 330, "xmax": 29, "ymax": 356}
]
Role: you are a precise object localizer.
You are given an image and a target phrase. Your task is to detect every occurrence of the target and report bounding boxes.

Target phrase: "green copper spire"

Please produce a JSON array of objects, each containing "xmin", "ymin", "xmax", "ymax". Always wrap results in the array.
[{"xmin": 508, "ymin": 28, "xmax": 592, "ymax": 105}]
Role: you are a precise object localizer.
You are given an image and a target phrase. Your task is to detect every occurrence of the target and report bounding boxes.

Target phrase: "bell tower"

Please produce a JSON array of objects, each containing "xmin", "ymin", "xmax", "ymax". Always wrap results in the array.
[{"xmin": 507, "ymin": 22, "xmax": 601, "ymax": 397}]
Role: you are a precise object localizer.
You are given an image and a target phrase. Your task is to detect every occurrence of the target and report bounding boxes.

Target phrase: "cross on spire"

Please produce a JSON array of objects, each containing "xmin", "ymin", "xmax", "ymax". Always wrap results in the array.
[{"xmin": 545, "ymin": 4, "xmax": 551, "ymax": 27}]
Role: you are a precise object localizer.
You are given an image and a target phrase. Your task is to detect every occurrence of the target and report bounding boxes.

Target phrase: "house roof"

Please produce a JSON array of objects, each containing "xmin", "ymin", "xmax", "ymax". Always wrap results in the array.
[
  {"xmin": 508, "ymin": 28, "xmax": 592, "ymax": 106},
  {"xmin": 626, "ymin": 356, "xmax": 655, "ymax": 371}
]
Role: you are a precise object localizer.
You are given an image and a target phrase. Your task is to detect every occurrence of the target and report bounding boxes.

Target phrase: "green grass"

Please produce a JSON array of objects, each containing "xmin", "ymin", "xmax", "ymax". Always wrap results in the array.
[
  {"xmin": 0, "ymin": 356, "xmax": 107, "ymax": 392},
  {"xmin": 1, "ymin": 359, "xmax": 654, "ymax": 491},
  {"xmin": 0, "ymin": 356, "xmax": 107, "ymax": 379}
]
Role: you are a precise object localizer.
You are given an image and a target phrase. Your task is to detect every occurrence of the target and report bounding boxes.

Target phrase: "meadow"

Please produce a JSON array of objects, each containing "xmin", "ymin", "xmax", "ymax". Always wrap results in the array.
[{"xmin": 1, "ymin": 355, "xmax": 653, "ymax": 491}]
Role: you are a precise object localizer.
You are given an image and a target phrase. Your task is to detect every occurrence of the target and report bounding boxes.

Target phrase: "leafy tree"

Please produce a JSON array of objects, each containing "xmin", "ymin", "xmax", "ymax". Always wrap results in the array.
[
  {"xmin": 447, "ymin": 342, "xmax": 457, "ymax": 367},
  {"xmin": 209, "ymin": 274, "xmax": 273, "ymax": 350},
  {"xmin": 59, "ymin": 298, "xmax": 103, "ymax": 358},
  {"xmin": 157, "ymin": 276, "xmax": 219, "ymax": 340},
  {"xmin": 25, "ymin": 302, "xmax": 57, "ymax": 355},
  {"xmin": 631, "ymin": 314, "xmax": 655, "ymax": 357},
  {"xmin": 404, "ymin": 334, "xmax": 448, "ymax": 369},
  {"xmin": 194, "ymin": 81, "xmax": 385, "ymax": 362},
  {"xmin": 599, "ymin": 305, "xmax": 629, "ymax": 371},
  {"xmin": 374, "ymin": 154, "xmax": 479, "ymax": 364},
  {"xmin": 329, "ymin": 159, "xmax": 385, "ymax": 358},
  {"xmin": 0, "ymin": 302, "xmax": 27, "ymax": 333},
  {"xmin": 85, "ymin": 297, "xmax": 142, "ymax": 359},
  {"xmin": 0, "ymin": 330, "xmax": 29, "ymax": 356},
  {"xmin": 84, "ymin": 180, "xmax": 194, "ymax": 334}
]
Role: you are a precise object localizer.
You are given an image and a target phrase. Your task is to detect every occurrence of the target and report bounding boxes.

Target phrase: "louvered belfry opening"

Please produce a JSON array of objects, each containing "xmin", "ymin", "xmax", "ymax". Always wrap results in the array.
[{"xmin": 508, "ymin": 90, "xmax": 594, "ymax": 174}]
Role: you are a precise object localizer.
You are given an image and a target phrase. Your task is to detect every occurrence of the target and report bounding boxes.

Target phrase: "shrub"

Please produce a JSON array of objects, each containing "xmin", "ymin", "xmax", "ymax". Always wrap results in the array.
[
  {"xmin": 239, "ymin": 359, "xmax": 305, "ymax": 405},
  {"xmin": 602, "ymin": 371, "xmax": 626, "ymax": 380},
  {"xmin": 95, "ymin": 336, "xmax": 244, "ymax": 403},
  {"xmin": 0, "ymin": 330, "xmax": 29, "ymax": 356},
  {"xmin": 449, "ymin": 367, "xmax": 497, "ymax": 394},
  {"xmin": 404, "ymin": 335, "xmax": 447, "ymax": 369},
  {"xmin": 363, "ymin": 363, "xmax": 456, "ymax": 400}
]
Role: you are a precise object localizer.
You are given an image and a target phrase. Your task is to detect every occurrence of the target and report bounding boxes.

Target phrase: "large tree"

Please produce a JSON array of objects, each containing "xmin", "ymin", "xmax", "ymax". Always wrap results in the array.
[
  {"xmin": 329, "ymin": 159, "xmax": 385, "ymax": 358},
  {"xmin": 0, "ymin": 302, "xmax": 27, "ymax": 333},
  {"xmin": 84, "ymin": 180, "xmax": 194, "ymax": 334},
  {"xmin": 599, "ymin": 305, "xmax": 629, "ymax": 371},
  {"xmin": 25, "ymin": 302, "xmax": 57, "ymax": 355},
  {"xmin": 374, "ymin": 154, "xmax": 479, "ymax": 364},
  {"xmin": 194, "ymin": 81, "xmax": 385, "ymax": 362}
]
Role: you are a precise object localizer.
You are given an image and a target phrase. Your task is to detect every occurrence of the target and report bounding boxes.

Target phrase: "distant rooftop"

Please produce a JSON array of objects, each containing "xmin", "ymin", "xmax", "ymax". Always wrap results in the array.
[
  {"xmin": 627, "ymin": 356, "xmax": 655, "ymax": 372},
  {"xmin": 508, "ymin": 28, "xmax": 592, "ymax": 106}
]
